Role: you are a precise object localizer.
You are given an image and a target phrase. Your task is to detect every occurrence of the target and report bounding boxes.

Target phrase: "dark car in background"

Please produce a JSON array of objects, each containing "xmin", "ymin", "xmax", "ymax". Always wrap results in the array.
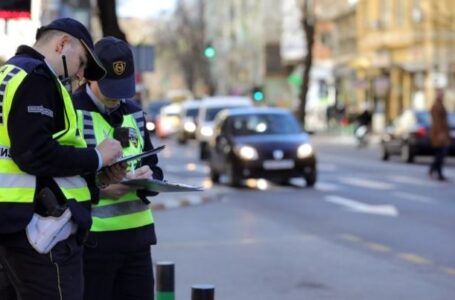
[
  {"xmin": 381, "ymin": 109, "xmax": 455, "ymax": 163},
  {"xmin": 208, "ymin": 107, "xmax": 317, "ymax": 187}
]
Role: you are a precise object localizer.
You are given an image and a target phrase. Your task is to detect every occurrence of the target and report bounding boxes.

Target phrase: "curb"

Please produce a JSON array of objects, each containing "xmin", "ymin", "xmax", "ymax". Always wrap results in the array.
[{"xmin": 149, "ymin": 191, "xmax": 225, "ymax": 211}]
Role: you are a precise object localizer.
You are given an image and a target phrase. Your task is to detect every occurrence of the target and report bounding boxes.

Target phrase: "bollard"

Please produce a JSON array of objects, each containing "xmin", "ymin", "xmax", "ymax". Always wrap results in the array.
[
  {"xmin": 156, "ymin": 261, "xmax": 175, "ymax": 300},
  {"xmin": 191, "ymin": 284, "xmax": 215, "ymax": 300}
]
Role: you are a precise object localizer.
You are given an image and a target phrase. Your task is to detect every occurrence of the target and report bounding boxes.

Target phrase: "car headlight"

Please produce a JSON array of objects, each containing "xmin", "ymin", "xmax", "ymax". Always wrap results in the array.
[
  {"xmin": 297, "ymin": 144, "xmax": 313, "ymax": 158},
  {"xmin": 235, "ymin": 145, "xmax": 258, "ymax": 160},
  {"xmin": 146, "ymin": 121, "xmax": 155, "ymax": 131},
  {"xmin": 184, "ymin": 121, "xmax": 196, "ymax": 133},
  {"xmin": 201, "ymin": 126, "xmax": 213, "ymax": 137}
]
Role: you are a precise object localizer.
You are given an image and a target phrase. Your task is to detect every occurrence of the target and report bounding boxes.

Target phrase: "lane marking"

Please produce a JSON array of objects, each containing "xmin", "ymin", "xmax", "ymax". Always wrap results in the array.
[
  {"xmin": 338, "ymin": 233, "xmax": 362, "ymax": 242},
  {"xmin": 316, "ymin": 182, "xmax": 340, "ymax": 192},
  {"xmin": 392, "ymin": 191, "xmax": 434, "ymax": 204},
  {"xmin": 339, "ymin": 177, "xmax": 395, "ymax": 190},
  {"xmin": 389, "ymin": 175, "xmax": 438, "ymax": 187},
  {"xmin": 318, "ymin": 163, "xmax": 337, "ymax": 172},
  {"xmin": 398, "ymin": 253, "xmax": 432, "ymax": 265},
  {"xmin": 326, "ymin": 195, "xmax": 399, "ymax": 217},
  {"xmin": 441, "ymin": 267, "xmax": 455, "ymax": 276},
  {"xmin": 366, "ymin": 242, "xmax": 391, "ymax": 252}
]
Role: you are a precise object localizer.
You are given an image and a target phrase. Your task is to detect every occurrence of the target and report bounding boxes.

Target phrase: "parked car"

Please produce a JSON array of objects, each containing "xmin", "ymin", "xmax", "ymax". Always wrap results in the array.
[
  {"xmin": 145, "ymin": 100, "xmax": 171, "ymax": 133},
  {"xmin": 208, "ymin": 107, "xmax": 317, "ymax": 187},
  {"xmin": 177, "ymin": 100, "xmax": 201, "ymax": 144},
  {"xmin": 196, "ymin": 96, "xmax": 252, "ymax": 159},
  {"xmin": 380, "ymin": 109, "xmax": 455, "ymax": 163}
]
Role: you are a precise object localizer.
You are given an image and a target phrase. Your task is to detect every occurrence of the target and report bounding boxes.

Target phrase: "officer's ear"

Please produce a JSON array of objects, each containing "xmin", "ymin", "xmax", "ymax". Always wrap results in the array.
[{"xmin": 55, "ymin": 34, "xmax": 70, "ymax": 54}]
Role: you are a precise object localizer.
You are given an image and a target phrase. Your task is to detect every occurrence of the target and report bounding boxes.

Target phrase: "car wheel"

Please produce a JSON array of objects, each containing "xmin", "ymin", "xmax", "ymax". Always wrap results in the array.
[
  {"xmin": 209, "ymin": 167, "xmax": 220, "ymax": 183},
  {"xmin": 226, "ymin": 162, "xmax": 241, "ymax": 187},
  {"xmin": 199, "ymin": 143, "xmax": 208, "ymax": 160},
  {"xmin": 381, "ymin": 144, "xmax": 390, "ymax": 161},
  {"xmin": 400, "ymin": 143, "xmax": 414, "ymax": 163},
  {"xmin": 304, "ymin": 171, "xmax": 317, "ymax": 187}
]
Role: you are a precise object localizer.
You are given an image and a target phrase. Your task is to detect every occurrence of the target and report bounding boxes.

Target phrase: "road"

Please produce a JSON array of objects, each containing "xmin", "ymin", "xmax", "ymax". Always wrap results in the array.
[{"xmin": 150, "ymin": 135, "xmax": 455, "ymax": 300}]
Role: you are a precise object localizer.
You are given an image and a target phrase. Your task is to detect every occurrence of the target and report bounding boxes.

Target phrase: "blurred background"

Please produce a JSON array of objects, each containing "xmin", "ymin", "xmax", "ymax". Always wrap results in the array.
[{"xmin": 3, "ymin": 0, "xmax": 455, "ymax": 133}]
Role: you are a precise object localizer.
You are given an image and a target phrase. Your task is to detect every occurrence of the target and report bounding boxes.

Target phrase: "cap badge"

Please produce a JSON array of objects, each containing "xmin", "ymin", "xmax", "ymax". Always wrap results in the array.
[{"xmin": 112, "ymin": 61, "xmax": 126, "ymax": 75}]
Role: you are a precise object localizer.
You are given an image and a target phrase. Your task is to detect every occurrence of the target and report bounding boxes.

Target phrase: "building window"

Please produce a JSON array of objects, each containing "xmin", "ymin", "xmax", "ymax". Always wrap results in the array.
[
  {"xmin": 396, "ymin": 0, "xmax": 405, "ymax": 26},
  {"xmin": 381, "ymin": 0, "xmax": 391, "ymax": 27},
  {"xmin": 265, "ymin": 44, "xmax": 282, "ymax": 75}
]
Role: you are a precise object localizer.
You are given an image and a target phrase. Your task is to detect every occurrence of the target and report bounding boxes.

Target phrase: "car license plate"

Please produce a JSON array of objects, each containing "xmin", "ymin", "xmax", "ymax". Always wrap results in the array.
[{"xmin": 263, "ymin": 160, "xmax": 294, "ymax": 170}]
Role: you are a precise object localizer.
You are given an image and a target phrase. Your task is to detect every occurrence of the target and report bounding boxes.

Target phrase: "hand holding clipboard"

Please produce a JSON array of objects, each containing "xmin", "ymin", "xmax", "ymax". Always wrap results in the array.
[{"xmin": 104, "ymin": 145, "xmax": 166, "ymax": 169}]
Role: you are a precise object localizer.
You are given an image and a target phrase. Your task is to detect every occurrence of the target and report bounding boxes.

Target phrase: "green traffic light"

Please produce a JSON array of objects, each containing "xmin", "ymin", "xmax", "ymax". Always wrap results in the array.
[
  {"xmin": 204, "ymin": 47, "xmax": 216, "ymax": 58},
  {"xmin": 253, "ymin": 91, "xmax": 264, "ymax": 101}
]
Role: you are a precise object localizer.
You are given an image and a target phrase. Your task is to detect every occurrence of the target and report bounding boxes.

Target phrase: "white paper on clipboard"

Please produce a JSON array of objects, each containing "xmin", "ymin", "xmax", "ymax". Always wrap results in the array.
[
  {"xmin": 109, "ymin": 145, "xmax": 165, "ymax": 167},
  {"xmin": 121, "ymin": 178, "xmax": 203, "ymax": 192}
]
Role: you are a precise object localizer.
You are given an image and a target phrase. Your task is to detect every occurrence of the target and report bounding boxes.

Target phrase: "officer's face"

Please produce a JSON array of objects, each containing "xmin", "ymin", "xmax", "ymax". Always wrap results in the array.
[{"xmin": 90, "ymin": 81, "xmax": 121, "ymax": 108}]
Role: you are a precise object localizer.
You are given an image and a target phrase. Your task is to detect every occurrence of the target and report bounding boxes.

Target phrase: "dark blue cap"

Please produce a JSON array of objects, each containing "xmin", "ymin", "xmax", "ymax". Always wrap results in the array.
[
  {"xmin": 36, "ymin": 18, "xmax": 106, "ymax": 81},
  {"xmin": 95, "ymin": 36, "xmax": 135, "ymax": 99}
]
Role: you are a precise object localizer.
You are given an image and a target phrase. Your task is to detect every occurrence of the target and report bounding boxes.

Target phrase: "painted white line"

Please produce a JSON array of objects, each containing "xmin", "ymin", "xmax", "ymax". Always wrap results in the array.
[
  {"xmin": 318, "ymin": 163, "xmax": 337, "ymax": 172},
  {"xmin": 316, "ymin": 181, "xmax": 340, "ymax": 192},
  {"xmin": 389, "ymin": 175, "xmax": 438, "ymax": 187},
  {"xmin": 325, "ymin": 195, "xmax": 399, "ymax": 217},
  {"xmin": 339, "ymin": 177, "xmax": 395, "ymax": 190},
  {"xmin": 392, "ymin": 191, "xmax": 435, "ymax": 204}
]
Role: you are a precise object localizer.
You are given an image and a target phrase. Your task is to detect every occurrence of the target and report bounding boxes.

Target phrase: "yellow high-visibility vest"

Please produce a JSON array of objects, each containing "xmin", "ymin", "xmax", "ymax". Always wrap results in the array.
[{"xmin": 78, "ymin": 108, "xmax": 154, "ymax": 232}]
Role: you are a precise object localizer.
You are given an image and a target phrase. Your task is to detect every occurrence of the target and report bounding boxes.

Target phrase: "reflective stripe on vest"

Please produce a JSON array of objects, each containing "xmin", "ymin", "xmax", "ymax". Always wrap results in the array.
[
  {"xmin": 92, "ymin": 199, "xmax": 150, "ymax": 218},
  {"xmin": 0, "ymin": 62, "xmax": 90, "ymax": 205},
  {"xmin": 78, "ymin": 108, "xmax": 153, "ymax": 232}
]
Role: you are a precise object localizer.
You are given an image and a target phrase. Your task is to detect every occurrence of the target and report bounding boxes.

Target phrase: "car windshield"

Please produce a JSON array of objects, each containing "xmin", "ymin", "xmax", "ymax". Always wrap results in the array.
[
  {"xmin": 230, "ymin": 113, "xmax": 301, "ymax": 136},
  {"xmin": 206, "ymin": 106, "xmax": 246, "ymax": 121},
  {"xmin": 186, "ymin": 108, "xmax": 199, "ymax": 118},
  {"xmin": 148, "ymin": 101, "xmax": 170, "ymax": 118}
]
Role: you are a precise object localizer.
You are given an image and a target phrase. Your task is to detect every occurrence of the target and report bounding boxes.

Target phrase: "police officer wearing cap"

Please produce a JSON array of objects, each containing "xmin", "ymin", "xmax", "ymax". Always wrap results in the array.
[
  {"xmin": 0, "ymin": 18, "xmax": 127, "ymax": 300},
  {"xmin": 72, "ymin": 36, "xmax": 163, "ymax": 300}
]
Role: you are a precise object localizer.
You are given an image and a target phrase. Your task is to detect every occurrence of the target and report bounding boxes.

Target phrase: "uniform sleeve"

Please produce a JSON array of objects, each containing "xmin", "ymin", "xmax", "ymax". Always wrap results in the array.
[{"xmin": 8, "ymin": 72, "xmax": 99, "ymax": 177}]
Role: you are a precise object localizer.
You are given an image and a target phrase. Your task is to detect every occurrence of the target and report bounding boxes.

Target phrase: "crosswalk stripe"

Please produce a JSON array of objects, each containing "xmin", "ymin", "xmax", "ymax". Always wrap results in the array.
[
  {"xmin": 392, "ymin": 191, "xmax": 434, "ymax": 204},
  {"xmin": 339, "ymin": 177, "xmax": 395, "ymax": 190}
]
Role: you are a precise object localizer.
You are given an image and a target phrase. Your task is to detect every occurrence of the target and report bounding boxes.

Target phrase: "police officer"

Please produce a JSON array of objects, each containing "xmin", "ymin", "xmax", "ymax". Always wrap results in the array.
[
  {"xmin": 0, "ymin": 18, "xmax": 127, "ymax": 300},
  {"xmin": 72, "ymin": 36, "xmax": 163, "ymax": 300}
]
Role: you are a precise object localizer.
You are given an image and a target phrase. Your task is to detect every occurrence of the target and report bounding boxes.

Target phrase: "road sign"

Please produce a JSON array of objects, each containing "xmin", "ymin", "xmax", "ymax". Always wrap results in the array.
[{"xmin": 132, "ymin": 45, "xmax": 155, "ymax": 72}]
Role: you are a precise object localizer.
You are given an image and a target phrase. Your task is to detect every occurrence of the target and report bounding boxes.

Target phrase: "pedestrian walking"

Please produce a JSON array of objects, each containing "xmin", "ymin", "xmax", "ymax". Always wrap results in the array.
[
  {"xmin": 72, "ymin": 36, "xmax": 163, "ymax": 300},
  {"xmin": 429, "ymin": 89, "xmax": 451, "ymax": 181},
  {"xmin": 0, "ymin": 18, "xmax": 127, "ymax": 300}
]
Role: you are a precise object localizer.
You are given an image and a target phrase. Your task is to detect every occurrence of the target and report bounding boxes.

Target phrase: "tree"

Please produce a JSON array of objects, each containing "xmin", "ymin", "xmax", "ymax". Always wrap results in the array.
[
  {"xmin": 173, "ymin": 0, "xmax": 212, "ymax": 94},
  {"xmin": 298, "ymin": 0, "xmax": 315, "ymax": 127},
  {"xmin": 96, "ymin": 0, "xmax": 127, "ymax": 41}
]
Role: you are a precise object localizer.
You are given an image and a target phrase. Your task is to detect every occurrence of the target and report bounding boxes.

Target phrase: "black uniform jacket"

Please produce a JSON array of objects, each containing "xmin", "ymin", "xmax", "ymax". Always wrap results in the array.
[
  {"xmin": 72, "ymin": 86, "xmax": 163, "ymax": 250},
  {"xmin": 0, "ymin": 46, "xmax": 99, "ymax": 235}
]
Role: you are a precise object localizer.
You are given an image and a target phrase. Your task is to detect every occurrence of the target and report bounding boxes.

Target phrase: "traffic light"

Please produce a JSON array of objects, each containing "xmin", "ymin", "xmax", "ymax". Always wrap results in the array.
[
  {"xmin": 203, "ymin": 43, "xmax": 216, "ymax": 59},
  {"xmin": 251, "ymin": 86, "xmax": 264, "ymax": 102}
]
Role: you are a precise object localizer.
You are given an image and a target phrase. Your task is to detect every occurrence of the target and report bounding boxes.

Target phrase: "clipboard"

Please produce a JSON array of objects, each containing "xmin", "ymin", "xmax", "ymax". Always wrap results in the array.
[
  {"xmin": 121, "ymin": 178, "xmax": 203, "ymax": 192},
  {"xmin": 108, "ymin": 145, "xmax": 165, "ymax": 167}
]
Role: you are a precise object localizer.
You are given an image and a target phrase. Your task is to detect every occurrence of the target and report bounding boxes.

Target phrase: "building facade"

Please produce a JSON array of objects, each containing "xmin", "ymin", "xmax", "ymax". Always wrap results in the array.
[{"xmin": 337, "ymin": 0, "xmax": 455, "ymax": 125}]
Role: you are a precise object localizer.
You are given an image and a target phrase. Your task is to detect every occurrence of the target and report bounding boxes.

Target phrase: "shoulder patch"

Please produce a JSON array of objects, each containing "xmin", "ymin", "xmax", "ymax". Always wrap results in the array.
[{"xmin": 27, "ymin": 105, "xmax": 54, "ymax": 118}]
